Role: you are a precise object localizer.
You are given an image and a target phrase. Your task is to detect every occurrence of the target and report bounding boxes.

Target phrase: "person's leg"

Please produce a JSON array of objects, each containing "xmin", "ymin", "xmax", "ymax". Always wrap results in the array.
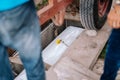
[
  {"xmin": 11, "ymin": 1, "xmax": 45, "ymax": 80},
  {"xmin": 0, "ymin": 1, "xmax": 45, "ymax": 80},
  {"xmin": 100, "ymin": 29, "xmax": 120, "ymax": 80},
  {"xmin": 0, "ymin": 43, "xmax": 13, "ymax": 80},
  {"xmin": 100, "ymin": 58, "xmax": 119, "ymax": 80}
]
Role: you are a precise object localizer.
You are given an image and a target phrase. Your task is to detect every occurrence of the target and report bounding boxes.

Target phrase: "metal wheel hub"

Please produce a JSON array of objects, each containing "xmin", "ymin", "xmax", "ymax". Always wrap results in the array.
[{"xmin": 98, "ymin": 0, "xmax": 109, "ymax": 17}]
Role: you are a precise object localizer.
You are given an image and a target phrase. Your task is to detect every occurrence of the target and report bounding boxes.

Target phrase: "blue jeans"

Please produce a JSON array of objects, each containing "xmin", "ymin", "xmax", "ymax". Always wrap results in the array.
[
  {"xmin": 100, "ymin": 29, "xmax": 120, "ymax": 80},
  {"xmin": 0, "ymin": 1, "xmax": 45, "ymax": 80}
]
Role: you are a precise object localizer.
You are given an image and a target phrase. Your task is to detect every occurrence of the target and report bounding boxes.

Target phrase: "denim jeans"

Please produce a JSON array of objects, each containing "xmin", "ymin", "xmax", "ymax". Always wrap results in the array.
[
  {"xmin": 0, "ymin": 1, "xmax": 45, "ymax": 80},
  {"xmin": 100, "ymin": 29, "xmax": 120, "ymax": 80}
]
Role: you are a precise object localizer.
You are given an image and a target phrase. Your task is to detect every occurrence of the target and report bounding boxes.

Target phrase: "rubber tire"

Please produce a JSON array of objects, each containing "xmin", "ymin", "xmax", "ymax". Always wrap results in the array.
[{"xmin": 79, "ymin": 0, "xmax": 113, "ymax": 30}]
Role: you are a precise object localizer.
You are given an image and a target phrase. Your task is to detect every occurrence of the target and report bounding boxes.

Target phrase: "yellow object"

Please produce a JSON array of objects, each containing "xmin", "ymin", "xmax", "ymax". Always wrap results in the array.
[{"xmin": 56, "ymin": 39, "xmax": 62, "ymax": 44}]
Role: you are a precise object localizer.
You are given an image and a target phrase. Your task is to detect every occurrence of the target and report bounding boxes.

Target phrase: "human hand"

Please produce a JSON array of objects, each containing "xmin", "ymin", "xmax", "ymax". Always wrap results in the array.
[
  {"xmin": 107, "ymin": 5, "xmax": 120, "ymax": 28},
  {"xmin": 51, "ymin": 8, "xmax": 65, "ymax": 26}
]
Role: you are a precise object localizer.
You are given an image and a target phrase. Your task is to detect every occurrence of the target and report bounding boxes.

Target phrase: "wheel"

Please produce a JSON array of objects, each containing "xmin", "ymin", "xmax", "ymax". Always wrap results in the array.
[{"xmin": 79, "ymin": 0, "xmax": 113, "ymax": 30}]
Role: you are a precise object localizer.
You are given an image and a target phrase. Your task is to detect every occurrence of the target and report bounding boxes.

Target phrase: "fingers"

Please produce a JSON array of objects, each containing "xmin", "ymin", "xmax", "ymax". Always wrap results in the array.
[
  {"xmin": 108, "ymin": 19, "xmax": 120, "ymax": 29},
  {"xmin": 59, "ymin": 8, "xmax": 65, "ymax": 26},
  {"xmin": 113, "ymin": 21, "xmax": 117, "ymax": 28},
  {"xmin": 116, "ymin": 21, "xmax": 120, "ymax": 28},
  {"xmin": 107, "ymin": 10, "xmax": 114, "ymax": 27}
]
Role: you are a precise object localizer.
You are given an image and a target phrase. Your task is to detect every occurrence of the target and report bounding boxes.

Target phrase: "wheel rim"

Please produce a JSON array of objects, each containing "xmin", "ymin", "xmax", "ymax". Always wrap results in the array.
[{"xmin": 98, "ymin": 0, "xmax": 109, "ymax": 17}]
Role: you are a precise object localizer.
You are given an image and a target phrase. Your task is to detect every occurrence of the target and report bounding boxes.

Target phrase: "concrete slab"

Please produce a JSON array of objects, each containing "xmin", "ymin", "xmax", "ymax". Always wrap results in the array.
[
  {"xmin": 47, "ymin": 57, "xmax": 100, "ymax": 80},
  {"xmin": 60, "ymin": 23, "xmax": 111, "ymax": 69}
]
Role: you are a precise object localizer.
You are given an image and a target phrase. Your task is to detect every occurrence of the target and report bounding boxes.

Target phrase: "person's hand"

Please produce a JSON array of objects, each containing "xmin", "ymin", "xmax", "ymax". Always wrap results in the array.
[{"xmin": 108, "ymin": 5, "xmax": 120, "ymax": 28}]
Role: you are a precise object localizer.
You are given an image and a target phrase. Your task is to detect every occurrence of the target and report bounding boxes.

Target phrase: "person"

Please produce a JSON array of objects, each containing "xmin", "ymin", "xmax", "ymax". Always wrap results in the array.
[
  {"xmin": 0, "ymin": 0, "xmax": 45, "ymax": 80},
  {"xmin": 100, "ymin": 0, "xmax": 120, "ymax": 80}
]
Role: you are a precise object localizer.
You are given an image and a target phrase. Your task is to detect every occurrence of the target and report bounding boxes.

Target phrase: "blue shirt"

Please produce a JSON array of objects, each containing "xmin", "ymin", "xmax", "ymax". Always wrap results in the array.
[{"xmin": 0, "ymin": 0, "xmax": 29, "ymax": 11}]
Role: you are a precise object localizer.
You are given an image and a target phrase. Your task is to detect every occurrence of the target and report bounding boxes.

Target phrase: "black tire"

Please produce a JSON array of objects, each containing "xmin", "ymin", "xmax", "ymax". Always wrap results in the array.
[{"xmin": 79, "ymin": 0, "xmax": 113, "ymax": 30}]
